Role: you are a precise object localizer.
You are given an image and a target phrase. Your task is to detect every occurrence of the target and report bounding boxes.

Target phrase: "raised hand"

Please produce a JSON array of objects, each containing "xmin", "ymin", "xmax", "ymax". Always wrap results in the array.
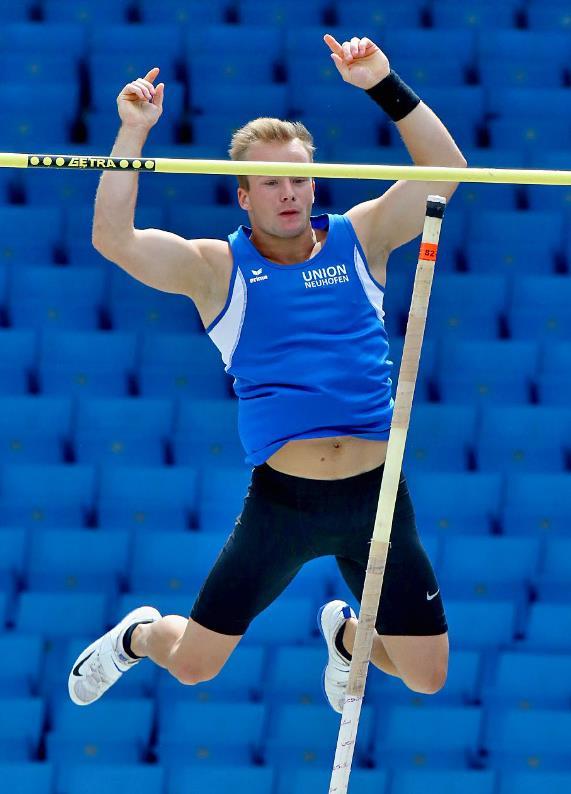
[
  {"xmin": 116, "ymin": 66, "xmax": 165, "ymax": 130},
  {"xmin": 324, "ymin": 34, "xmax": 390, "ymax": 90}
]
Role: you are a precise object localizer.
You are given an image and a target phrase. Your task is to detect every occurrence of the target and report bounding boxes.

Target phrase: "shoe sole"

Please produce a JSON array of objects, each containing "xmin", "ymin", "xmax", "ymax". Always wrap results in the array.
[{"xmin": 68, "ymin": 605, "xmax": 160, "ymax": 706}]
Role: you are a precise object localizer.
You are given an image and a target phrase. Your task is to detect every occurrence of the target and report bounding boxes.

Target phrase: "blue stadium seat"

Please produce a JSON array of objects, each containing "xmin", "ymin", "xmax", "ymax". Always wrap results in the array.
[
  {"xmin": 0, "ymin": 526, "xmax": 26, "ymax": 602},
  {"xmin": 0, "ymin": 698, "xmax": 44, "ymax": 761},
  {"xmin": 289, "ymin": 81, "xmax": 378, "ymax": 123},
  {"xmin": 0, "ymin": 109, "xmax": 71, "ymax": 150},
  {"xmin": 89, "ymin": 68, "xmax": 185, "ymax": 116},
  {"xmin": 193, "ymin": 84, "xmax": 287, "ymax": 121},
  {"xmin": 486, "ymin": 87, "xmax": 571, "ymax": 120},
  {"xmin": 129, "ymin": 530, "xmax": 228, "ymax": 593},
  {"xmin": 157, "ymin": 645, "xmax": 266, "ymax": 705},
  {"xmin": 336, "ymin": 1, "xmax": 424, "ymax": 28},
  {"xmin": 156, "ymin": 701, "xmax": 266, "ymax": 765},
  {"xmin": 438, "ymin": 535, "xmax": 540, "ymax": 601},
  {"xmin": 435, "ymin": 340, "xmax": 538, "ymax": 404},
  {"xmin": 108, "ymin": 289, "xmax": 200, "ymax": 334},
  {"xmin": 0, "ymin": 329, "xmax": 36, "ymax": 394},
  {"xmin": 519, "ymin": 603, "xmax": 571, "ymax": 652},
  {"xmin": 502, "ymin": 473, "xmax": 571, "ymax": 536},
  {"xmin": 139, "ymin": 333, "xmax": 232, "ymax": 401},
  {"xmin": 537, "ymin": 341, "xmax": 571, "ymax": 405},
  {"xmin": 0, "ymin": 763, "xmax": 53, "ymax": 794},
  {"xmin": 167, "ymin": 765, "xmax": 275, "ymax": 794},
  {"xmin": 197, "ymin": 464, "xmax": 252, "ymax": 531},
  {"xmin": 265, "ymin": 647, "xmax": 325, "ymax": 705},
  {"xmin": 281, "ymin": 768, "xmax": 387, "ymax": 794},
  {"xmin": 172, "ymin": 398, "xmax": 244, "ymax": 470},
  {"xmin": 0, "ymin": 206, "xmax": 63, "ymax": 250},
  {"xmin": 22, "ymin": 169, "xmax": 99, "ymax": 208},
  {"xmin": 489, "ymin": 119, "xmax": 571, "ymax": 154},
  {"xmin": 533, "ymin": 537, "xmax": 571, "ymax": 601},
  {"xmin": 478, "ymin": 32, "xmax": 570, "ymax": 72},
  {"xmin": 431, "ymin": 1, "xmax": 517, "ymax": 29},
  {"xmin": 86, "ymin": 109, "xmax": 179, "ymax": 148},
  {"xmin": 384, "ymin": 29, "xmax": 477, "ymax": 68},
  {"xmin": 405, "ymin": 403, "xmax": 477, "ymax": 473},
  {"xmin": 57, "ymin": 764, "xmax": 165, "ymax": 794},
  {"xmin": 498, "ymin": 771, "xmax": 571, "ymax": 793},
  {"xmin": 479, "ymin": 60, "xmax": 564, "ymax": 88},
  {"xmin": 290, "ymin": 114, "xmax": 381, "ymax": 153},
  {"xmin": 44, "ymin": 0, "xmax": 129, "ymax": 23},
  {"xmin": 0, "ymin": 53, "xmax": 79, "ymax": 89},
  {"xmin": 0, "ymin": 463, "xmax": 96, "ymax": 528},
  {"xmin": 0, "ymin": 395, "xmax": 71, "ymax": 464},
  {"xmin": 16, "ymin": 591, "xmax": 107, "ymax": 638},
  {"xmin": 394, "ymin": 58, "xmax": 470, "ymax": 88},
  {"xmin": 0, "ymin": 634, "xmax": 43, "ymax": 696},
  {"xmin": 406, "ymin": 471, "xmax": 501, "ymax": 535},
  {"xmin": 242, "ymin": 597, "xmax": 315, "ymax": 646},
  {"xmin": 91, "ymin": 23, "xmax": 184, "ymax": 63},
  {"xmin": 527, "ymin": 5, "xmax": 571, "ymax": 32},
  {"xmin": 481, "ymin": 707, "xmax": 571, "ymax": 770},
  {"xmin": 372, "ymin": 705, "xmax": 482, "ymax": 769},
  {"xmin": 47, "ymin": 698, "xmax": 154, "ymax": 763},
  {"xmin": 453, "ymin": 182, "xmax": 518, "ymax": 213},
  {"xmin": 26, "ymin": 528, "xmax": 130, "ymax": 594},
  {"xmin": 2, "ymin": 83, "xmax": 80, "ymax": 118},
  {"xmin": 189, "ymin": 53, "xmax": 278, "ymax": 91},
  {"xmin": 442, "ymin": 600, "xmax": 518, "ymax": 649},
  {"xmin": 38, "ymin": 329, "xmax": 137, "ymax": 397},
  {"xmin": 482, "ymin": 651, "xmax": 571, "ymax": 709},
  {"xmin": 98, "ymin": 465, "xmax": 198, "ymax": 531},
  {"xmin": 281, "ymin": 554, "xmax": 337, "ymax": 600},
  {"xmin": 9, "ymin": 266, "xmax": 105, "ymax": 331},
  {"xmin": 239, "ymin": 0, "xmax": 328, "ymax": 26},
  {"xmin": 140, "ymin": 0, "xmax": 227, "ymax": 24},
  {"xmin": 0, "ymin": 2, "xmax": 34, "ymax": 21},
  {"xmin": 466, "ymin": 210, "xmax": 563, "ymax": 274},
  {"xmin": 0, "ymin": 23, "xmax": 87, "ymax": 56},
  {"xmin": 265, "ymin": 703, "xmax": 373, "ymax": 768},
  {"xmin": 476, "ymin": 405, "xmax": 570, "ymax": 473},
  {"xmin": 391, "ymin": 770, "xmax": 496, "ymax": 794},
  {"xmin": 508, "ymin": 277, "xmax": 571, "ymax": 341},
  {"xmin": 137, "ymin": 172, "xmax": 221, "ymax": 208},
  {"xmin": 189, "ymin": 25, "xmax": 283, "ymax": 56},
  {"xmin": 73, "ymin": 396, "xmax": 174, "ymax": 466},
  {"xmin": 425, "ymin": 274, "xmax": 507, "ymax": 341}
]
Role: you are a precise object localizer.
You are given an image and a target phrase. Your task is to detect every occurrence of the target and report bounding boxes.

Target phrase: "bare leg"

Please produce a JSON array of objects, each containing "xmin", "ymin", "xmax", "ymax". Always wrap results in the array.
[
  {"xmin": 341, "ymin": 617, "xmax": 401, "ymax": 678},
  {"xmin": 130, "ymin": 614, "xmax": 242, "ymax": 686}
]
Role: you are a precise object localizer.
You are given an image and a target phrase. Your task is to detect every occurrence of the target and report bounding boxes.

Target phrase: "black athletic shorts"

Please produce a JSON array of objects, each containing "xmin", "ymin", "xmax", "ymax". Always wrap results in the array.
[{"xmin": 190, "ymin": 461, "xmax": 448, "ymax": 637}]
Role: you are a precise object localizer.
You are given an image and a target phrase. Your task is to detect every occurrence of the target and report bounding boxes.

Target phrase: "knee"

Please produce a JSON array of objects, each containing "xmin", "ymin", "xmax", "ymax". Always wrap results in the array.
[
  {"xmin": 170, "ymin": 663, "xmax": 219, "ymax": 687},
  {"xmin": 406, "ymin": 666, "xmax": 448, "ymax": 695}
]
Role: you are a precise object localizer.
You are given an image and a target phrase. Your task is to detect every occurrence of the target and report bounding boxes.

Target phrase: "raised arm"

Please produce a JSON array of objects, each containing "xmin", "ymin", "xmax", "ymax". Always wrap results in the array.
[
  {"xmin": 92, "ymin": 67, "xmax": 224, "ymax": 301},
  {"xmin": 324, "ymin": 34, "xmax": 467, "ymax": 263}
]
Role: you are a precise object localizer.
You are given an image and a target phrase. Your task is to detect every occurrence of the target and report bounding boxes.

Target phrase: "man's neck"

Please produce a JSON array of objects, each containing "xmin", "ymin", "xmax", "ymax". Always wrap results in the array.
[{"xmin": 250, "ymin": 225, "xmax": 320, "ymax": 265}]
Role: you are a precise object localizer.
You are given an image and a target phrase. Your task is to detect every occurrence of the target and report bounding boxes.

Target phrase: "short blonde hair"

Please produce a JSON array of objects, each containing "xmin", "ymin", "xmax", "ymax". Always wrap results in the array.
[{"xmin": 229, "ymin": 117, "xmax": 316, "ymax": 189}]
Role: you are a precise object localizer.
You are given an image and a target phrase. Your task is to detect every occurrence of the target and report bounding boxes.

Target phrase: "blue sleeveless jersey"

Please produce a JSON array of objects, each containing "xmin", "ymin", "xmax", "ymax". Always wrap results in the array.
[{"xmin": 206, "ymin": 213, "xmax": 394, "ymax": 465}]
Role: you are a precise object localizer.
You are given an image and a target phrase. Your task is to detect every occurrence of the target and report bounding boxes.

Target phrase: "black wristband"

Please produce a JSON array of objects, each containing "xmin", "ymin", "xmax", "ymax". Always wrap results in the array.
[{"xmin": 365, "ymin": 70, "xmax": 421, "ymax": 122}]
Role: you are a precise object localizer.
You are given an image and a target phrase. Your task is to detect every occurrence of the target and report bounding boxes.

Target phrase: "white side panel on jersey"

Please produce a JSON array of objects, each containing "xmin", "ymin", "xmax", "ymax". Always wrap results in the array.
[
  {"xmin": 354, "ymin": 246, "xmax": 385, "ymax": 323},
  {"xmin": 208, "ymin": 268, "xmax": 247, "ymax": 369}
]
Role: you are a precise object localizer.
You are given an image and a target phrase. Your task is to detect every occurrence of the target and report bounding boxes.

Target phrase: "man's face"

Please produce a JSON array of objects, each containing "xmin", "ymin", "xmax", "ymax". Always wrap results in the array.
[{"xmin": 237, "ymin": 139, "xmax": 316, "ymax": 238}]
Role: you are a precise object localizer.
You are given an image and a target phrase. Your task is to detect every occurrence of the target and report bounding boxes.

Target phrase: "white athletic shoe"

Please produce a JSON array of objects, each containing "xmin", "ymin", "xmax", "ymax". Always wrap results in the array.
[
  {"xmin": 68, "ymin": 605, "xmax": 162, "ymax": 706},
  {"xmin": 317, "ymin": 599, "xmax": 356, "ymax": 714}
]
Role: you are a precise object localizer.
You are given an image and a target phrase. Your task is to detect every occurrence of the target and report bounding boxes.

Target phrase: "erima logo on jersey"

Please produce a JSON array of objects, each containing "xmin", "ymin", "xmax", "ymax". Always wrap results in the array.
[
  {"xmin": 250, "ymin": 268, "xmax": 269, "ymax": 283},
  {"xmin": 302, "ymin": 263, "xmax": 349, "ymax": 289}
]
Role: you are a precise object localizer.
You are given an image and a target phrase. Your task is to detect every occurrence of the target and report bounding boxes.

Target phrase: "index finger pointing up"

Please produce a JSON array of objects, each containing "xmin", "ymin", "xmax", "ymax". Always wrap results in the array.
[
  {"xmin": 323, "ymin": 33, "xmax": 344, "ymax": 56},
  {"xmin": 144, "ymin": 67, "xmax": 160, "ymax": 83}
]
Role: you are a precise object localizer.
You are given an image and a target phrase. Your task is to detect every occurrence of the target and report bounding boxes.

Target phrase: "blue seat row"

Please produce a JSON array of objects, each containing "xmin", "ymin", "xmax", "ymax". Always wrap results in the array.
[
  {"xmin": 0, "ymin": 461, "xmax": 568, "ymax": 535},
  {"xmin": 0, "ymin": 395, "xmax": 569, "ymax": 473},
  {"xmin": 2, "ymin": 528, "xmax": 571, "ymax": 605},
  {"xmin": 3, "ymin": 692, "xmax": 571, "ymax": 770},
  {"xmin": 4, "ymin": 763, "xmax": 571, "ymax": 794}
]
